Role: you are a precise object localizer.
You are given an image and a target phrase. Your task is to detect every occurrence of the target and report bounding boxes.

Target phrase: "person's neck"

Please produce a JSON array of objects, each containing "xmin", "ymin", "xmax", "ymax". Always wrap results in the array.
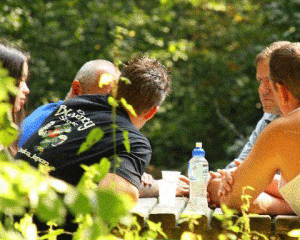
[
  {"xmin": 281, "ymin": 97, "xmax": 300, "ymax": 116},
  {"xmin": 287, "ymin": 104, "xmax": 300, "ymax": 116},
  {"xmin": 127, "ymin": 111, "xmax": 145, "ymax": 130}
]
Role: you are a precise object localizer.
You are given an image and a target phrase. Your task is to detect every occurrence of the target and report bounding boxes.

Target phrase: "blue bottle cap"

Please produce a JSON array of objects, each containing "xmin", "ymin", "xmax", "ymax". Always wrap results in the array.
[{"xmin": 192, "ymin": 142, "xmax": 205, "ymax": 156}]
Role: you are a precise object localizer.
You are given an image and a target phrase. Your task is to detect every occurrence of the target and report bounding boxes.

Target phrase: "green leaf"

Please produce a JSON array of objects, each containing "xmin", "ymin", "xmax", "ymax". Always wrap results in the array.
[
  {"xmin": 72, "ymin": 214, "xmax": 95, "ymax": 240},
  {"xmin": 112, "ymin": 155, "xmax": 122, "ymax": 169},
  {"xmin": 93, "ymin": 190, "xmax": 134, "ymax": 225},
  {"xmin": 288, "ymin": 229, "xmax": 300, "ymax": 237},
  {"xmin": 230, "ymin": 225, "xmax": 240, "ymax": 233},
  {"xmin": 213, "ymin": 213, "xmax": 225, "ymax": 221},
  {"xmin": 77, "ymin": 127, "xmax": 104, "ymax": 154},
  {"xmin": 0, "ymin": 175, "xmax": 14, "ymax": 197},
  {"xmin": 0, "ymin": 67, "xmax": 16, "ymax": 101},
  {"xmin": 241, "ymin": 195, "xmax": 253, "ymax": 200},
  {"xmin": 14, "ymin": 214, "xmax": 38, "ymax": 240},
  {"xmin": 94, "ymin": 158, "xmax": 111, "ymax": 182},
  {"xmin": 218, "ymin": 234, "xmax": 227, "ymax": 240},
  {"xmin": 49, "ymin": 178, "xmax": 71, "ymax": 194},
  {"xmin": 0, "ymin": 103, "xmax": 18, "ymax": 146},
  {"xmin": 220, "ymin": 203, "xmax": 237, "ymax": 216},
  {"xmin": 0, "ymin": 83, "xmax": 8, "ymax": 102},
  {"xmin": 180, "ymin": 231, "xmax": 195, "ymax": 240},
  {"xmin": 122, "ymin": 131, "xmax": 130, "ymax": 153},
  {"xmin": 64, "ymin": 188, "xmax": 92, "ymax": 216},
  {"xmin": 0, "ymin": 127, "xmax": 18, "ymax": 146},
  {"xmin": 108, "ymin": 96, "xmax": 119, "ymax": 107},
  {"xmin": 38, "ymin": 164, "xmax": 55, "ymax": 175},
  {"xmin": 78, "ymin": 158, "xmax": 111, "ymax": 188},
  {"xmin": 120, "ymin": 98, "xmax": 137, "ymax": 117},
  {"xmin": 244, "ymin": 186, "xmax": 255, "ymax": 191},
  {"xmin": 36, "ymin": 189, "xmax": 67, "ymax": 225},
  {"xmin": 40, "ymin": 229, "xmax": 64, "ymax": 240},
  {"xmin": 146, "ymin": 220, "xmax": 168, "ymax": 239},
  {"xmin": 119, "ymin": 76, "xmax": 131, "ymax": 84}
]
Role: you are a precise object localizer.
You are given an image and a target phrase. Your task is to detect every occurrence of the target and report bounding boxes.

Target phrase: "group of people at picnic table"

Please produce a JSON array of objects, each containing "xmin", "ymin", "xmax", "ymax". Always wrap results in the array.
[{"xmin": 1, "ymin": 40, "xmax": 300, "ymax": 232}]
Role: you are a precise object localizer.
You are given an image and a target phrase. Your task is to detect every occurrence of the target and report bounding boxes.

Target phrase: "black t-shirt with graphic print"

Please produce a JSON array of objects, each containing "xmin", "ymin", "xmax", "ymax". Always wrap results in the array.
[{"xmin": 15, "ymin": 95, "xmax": 152, "ymax": 188}]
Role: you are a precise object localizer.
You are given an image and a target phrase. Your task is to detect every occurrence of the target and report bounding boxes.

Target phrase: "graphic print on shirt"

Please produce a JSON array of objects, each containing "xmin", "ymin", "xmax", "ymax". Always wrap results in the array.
[
  {"xmin": 35, "ymin": 104, "xmax": 96, "ymax": 153},
  {"xmin": 38, "ymin": 122, "xmax": 71, "ymax": 150}
]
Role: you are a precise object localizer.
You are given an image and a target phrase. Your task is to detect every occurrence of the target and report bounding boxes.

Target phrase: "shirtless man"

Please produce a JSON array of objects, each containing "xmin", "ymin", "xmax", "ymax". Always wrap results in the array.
[{"xmin": 219, "ymin": 43, "xmax": 300, "ymax": 215}]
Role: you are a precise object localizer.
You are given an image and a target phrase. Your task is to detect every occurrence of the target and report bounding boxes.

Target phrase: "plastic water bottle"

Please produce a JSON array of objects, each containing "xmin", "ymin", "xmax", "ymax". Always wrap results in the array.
[{"xmin": 188, "ymin": 142, "xmax": 209, "ymax": 210}]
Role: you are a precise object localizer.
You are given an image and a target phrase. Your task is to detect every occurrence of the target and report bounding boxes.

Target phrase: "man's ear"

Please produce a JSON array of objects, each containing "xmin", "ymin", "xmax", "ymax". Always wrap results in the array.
[
  {"xmin": 144, "ymin": 106, "xmax": 159, "ymax": 121},
  {"xmin": 71, "ymin": 80, "xmax": 83, "ymax": 97}
]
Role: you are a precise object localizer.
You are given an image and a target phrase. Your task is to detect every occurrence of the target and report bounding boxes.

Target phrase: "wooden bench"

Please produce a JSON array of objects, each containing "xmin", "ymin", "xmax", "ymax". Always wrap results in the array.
[{"xmin": 131, "ymin": 197, "xmax": 300, "ymax": 239}]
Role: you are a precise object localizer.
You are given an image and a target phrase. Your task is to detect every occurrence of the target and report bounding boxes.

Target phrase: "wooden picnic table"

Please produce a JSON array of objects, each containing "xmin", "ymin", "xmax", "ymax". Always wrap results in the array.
[{"xmin": 131, "ymin": 197, "xmax": 300, "ymax": 239}]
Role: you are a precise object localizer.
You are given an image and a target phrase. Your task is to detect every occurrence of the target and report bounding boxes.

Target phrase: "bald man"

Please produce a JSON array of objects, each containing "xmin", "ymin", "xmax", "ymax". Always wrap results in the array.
[{"xmin": 18, "ymin": 59, "xmax": 120, "ymax": 147}]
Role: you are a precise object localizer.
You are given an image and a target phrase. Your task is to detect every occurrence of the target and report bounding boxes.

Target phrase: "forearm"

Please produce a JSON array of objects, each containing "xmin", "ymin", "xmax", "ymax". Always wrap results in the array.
[
  {"xmin": 139, "ymin": 178, "xmax": 190, "ymax": 198},
  {"xmin": 99, "ymin": 173, "xmax": 139, "ymax": 203},
  {"xmin": 139, "ymin": 180, "xmax": 159, "ymax": 198},
  {"xmin": 250, "ymin": 192, "xmax": 294, "ymax": 215},
  {"xmin": 264, "ymin": 174, "xmax": 283, "ymax": 199}
]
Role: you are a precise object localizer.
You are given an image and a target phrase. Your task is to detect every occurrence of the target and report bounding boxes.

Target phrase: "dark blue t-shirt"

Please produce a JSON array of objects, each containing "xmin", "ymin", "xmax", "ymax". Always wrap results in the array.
[{"xmin": 16, "ymin": 95, "xmax": 151, "ymax": 188}]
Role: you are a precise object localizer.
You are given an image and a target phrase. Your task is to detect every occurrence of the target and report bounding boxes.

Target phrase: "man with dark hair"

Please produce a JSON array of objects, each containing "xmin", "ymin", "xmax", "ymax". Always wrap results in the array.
[
  {"xmin": 16, "ymin": 56, "xmax": 171, "ymax": 202},
  {"xmin": 116, "ymin": 56, "xmax": 171, "ymax": 116}
]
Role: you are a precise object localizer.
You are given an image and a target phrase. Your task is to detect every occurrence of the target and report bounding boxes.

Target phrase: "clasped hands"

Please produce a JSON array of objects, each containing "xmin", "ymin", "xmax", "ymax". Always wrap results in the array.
[{"xmin": 207, "ymin": 160, "xmax": 241, "ymax": 208}]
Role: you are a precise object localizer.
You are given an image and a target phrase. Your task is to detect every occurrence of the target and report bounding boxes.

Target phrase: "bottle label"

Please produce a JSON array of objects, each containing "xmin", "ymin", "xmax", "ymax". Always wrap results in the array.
[
  {"xmin": 188, "ymin": 162, "xmax": 208, "ymax": 181},
  {"xmin": 189, "ymin": 162, "xmax": 203, "ymax": 181},
  {"xmin": 188, "ymin": 161, "xmax": 209, "ymax": 198}
]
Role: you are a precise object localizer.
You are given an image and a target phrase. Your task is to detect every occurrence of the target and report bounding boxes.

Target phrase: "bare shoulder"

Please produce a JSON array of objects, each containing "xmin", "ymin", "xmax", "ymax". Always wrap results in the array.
[
  {"xmin": 271, "ymin": 113, "xmax": 300, "ymax": 140},
  {"xmin": 271, "ymin": 113, "xmax": 300, "ymax": 180},
  {"xmin": 245, "ymin": 114, "xmax": 299, "ymax": 169},
  {"xmin": 260, "ymin": 114, "xmax": 300, "ymax": 141}
]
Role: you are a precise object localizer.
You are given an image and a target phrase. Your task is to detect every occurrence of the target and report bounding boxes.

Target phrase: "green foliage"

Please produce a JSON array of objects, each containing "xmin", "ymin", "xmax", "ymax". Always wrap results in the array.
[
  {"xmin": 108, "ymin": 96, "xmax": 119, "ymax": 108},
  {"xmin": 0, "ymin": 103, "xmax": 18, "ymax": 147},
  {"xmin": 2, "ymin": 1, "xmax": 300, "ymax": 239},
  {"xmin": 0, "ymin": 154, "xmax": 73, "ymax": 237},
  {"xmin": 123, "ymin": 131, "xmax": 131, "ymax": 153},
  {"xmin": 0, "ymin": 67, "xmax": 18, "ymax": 147},
  {"xmin": 216, "ymin": 186, "xmax": 268, "ymax": 240},
  {"xmin": 288, "ymin": 229, "xmax": 300, "ymax": 239},
  {"xmin": 0, "ymin": 0, "xmax": 281, "ymax": 171},
  {"xmin": 14, "ymin": 214, "xmax": 38, "ymax": 240},
  {"xmin": 119, "ymin": 76, "xmax": 132, "ymax": 85},
  {"xmin": 0, "ymin": 67, "xmax": 16, "ymax": 101},
  {"xmin": 0, "ymin": 150, "xmax": 137, "ymax": 239},
  {"xmin": 78, "ymin": 158, "xmax": 111, "ymax": 189},
  {"xmin": 179, "ymin": 215, "xmax": 203, "ymax": 233}
]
